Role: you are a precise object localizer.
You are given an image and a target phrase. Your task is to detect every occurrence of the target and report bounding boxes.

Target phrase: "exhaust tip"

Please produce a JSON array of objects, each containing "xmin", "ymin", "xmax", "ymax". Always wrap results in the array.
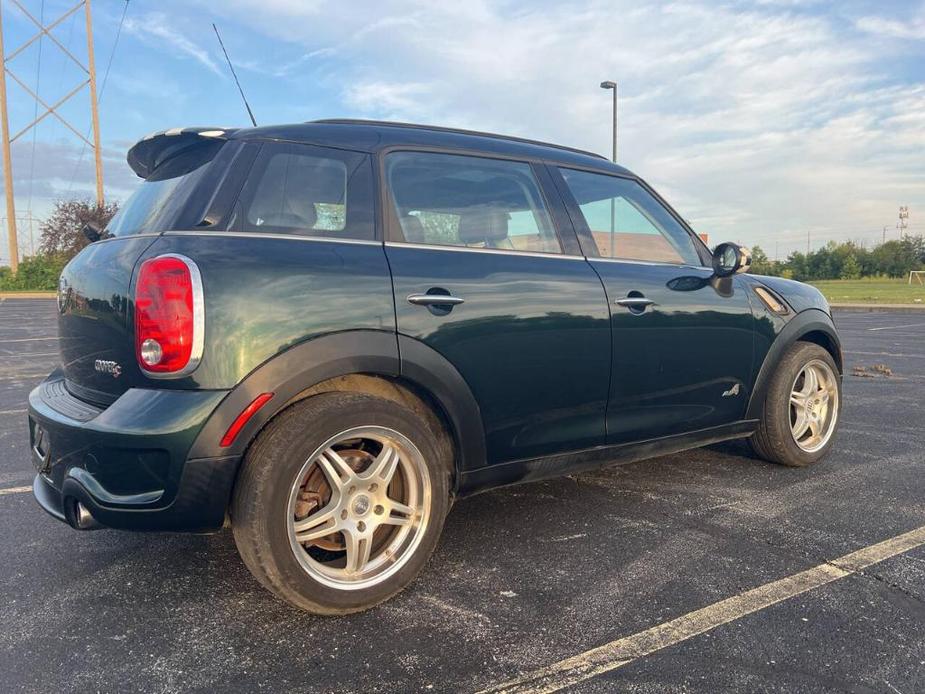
[
  {"xmin": 64, "ymin": 498, "xmax": 102, "ymax": 530},
  {"xmin": 75, "ymin": 502, "xmax": 96, "ymax": 529}
]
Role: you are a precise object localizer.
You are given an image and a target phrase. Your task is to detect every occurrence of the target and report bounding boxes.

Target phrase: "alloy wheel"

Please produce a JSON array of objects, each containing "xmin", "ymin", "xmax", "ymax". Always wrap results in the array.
[
  {"xmin": 789, "ymin": 359, "xmax": 839, "ymax": 453},
  {"xmin": 286, "ymin": 426, "xmax": 431, "ymax": 590}
]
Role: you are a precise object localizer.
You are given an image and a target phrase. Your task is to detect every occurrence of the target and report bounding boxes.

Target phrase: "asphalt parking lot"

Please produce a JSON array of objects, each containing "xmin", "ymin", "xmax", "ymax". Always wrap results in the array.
[{"xmin": 1, "ymin": 298, "xmax": 924, "ymax": 693}]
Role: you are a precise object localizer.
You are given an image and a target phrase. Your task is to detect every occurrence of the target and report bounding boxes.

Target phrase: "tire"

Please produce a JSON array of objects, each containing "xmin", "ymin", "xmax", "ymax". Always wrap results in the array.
[
  {"xmin": 231, "ymin": 392, "xmax": 452, "ymax": 614},
  {"xmin": 749, "ymin": 341, "xmax": 841, "ymax": 467}
]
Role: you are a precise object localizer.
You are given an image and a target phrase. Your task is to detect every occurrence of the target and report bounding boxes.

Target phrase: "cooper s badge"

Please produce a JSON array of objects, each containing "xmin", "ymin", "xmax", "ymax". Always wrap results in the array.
[{"xmin": 94, "ymin": 359, "xmax": 122, "ymax": 378}]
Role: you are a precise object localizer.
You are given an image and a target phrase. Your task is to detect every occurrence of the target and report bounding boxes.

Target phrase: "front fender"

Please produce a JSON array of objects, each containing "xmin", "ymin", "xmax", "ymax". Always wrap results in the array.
[{"xmin": 745, "ymin": 308, "xmax": 842, "ymax": 420}]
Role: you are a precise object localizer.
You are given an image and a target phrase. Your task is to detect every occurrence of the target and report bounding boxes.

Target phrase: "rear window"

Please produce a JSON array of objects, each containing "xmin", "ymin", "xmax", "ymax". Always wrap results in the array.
[{"xmin": 106, "ymin": 141, "xmax": 223, "ymax": 237}]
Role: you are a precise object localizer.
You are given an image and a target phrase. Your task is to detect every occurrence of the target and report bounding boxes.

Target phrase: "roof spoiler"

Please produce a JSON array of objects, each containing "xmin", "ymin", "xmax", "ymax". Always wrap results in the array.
[{"xmin": 127, "ymin": 127, "xmax": 239, "ymax": 178}]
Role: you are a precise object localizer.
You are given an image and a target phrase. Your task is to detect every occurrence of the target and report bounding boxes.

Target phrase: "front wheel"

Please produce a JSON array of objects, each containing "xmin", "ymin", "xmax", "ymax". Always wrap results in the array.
[
  {"xmin": 749, "ymin": 342, "xmax": 841, "ymax": 467},
  {"xmin": 231, "ymin": 392, "xmax": 451, "ymax": 614}
]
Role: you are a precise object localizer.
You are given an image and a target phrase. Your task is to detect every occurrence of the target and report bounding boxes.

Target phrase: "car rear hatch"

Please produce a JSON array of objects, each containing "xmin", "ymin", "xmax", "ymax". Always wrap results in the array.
[{"xmin": 57, "ymin": 129, "xmax": 235, "ymax": 405}]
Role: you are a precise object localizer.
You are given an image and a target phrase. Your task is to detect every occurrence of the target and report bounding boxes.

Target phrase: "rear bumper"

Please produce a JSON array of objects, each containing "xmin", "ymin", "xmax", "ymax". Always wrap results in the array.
[{"xmin": 28, "ymin": 371, "xmax": 236, "ymax": 532}]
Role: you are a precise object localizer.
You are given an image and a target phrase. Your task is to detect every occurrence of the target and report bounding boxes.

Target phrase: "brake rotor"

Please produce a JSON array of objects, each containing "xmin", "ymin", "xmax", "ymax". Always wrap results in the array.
[{"xmin": 294, "ymin": 447, "xmax": 371, "ymax": 551}]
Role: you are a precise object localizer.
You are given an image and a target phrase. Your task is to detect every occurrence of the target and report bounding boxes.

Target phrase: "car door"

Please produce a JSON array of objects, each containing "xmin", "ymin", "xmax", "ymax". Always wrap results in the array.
[
  {"xmin": 551, "ymin": 165, "xmax": 754, "ymax": 445},
  {"xmin": 382, "ymin": 150, "xmax": 611, "ymax": 465}
]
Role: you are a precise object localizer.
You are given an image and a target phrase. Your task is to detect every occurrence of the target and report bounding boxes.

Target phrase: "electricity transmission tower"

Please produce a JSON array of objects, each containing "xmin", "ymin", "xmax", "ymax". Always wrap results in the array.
[
  {"xmin": 0, "ymin": 0, "xmax": 103, "ymax": 273},
  {"xmin": 897, "ymin": 206, "xmax": 909, "ymax": 238}
]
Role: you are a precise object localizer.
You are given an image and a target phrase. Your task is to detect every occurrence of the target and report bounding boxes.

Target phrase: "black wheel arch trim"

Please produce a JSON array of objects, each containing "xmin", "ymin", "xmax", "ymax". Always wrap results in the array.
[
  {"xmin": 745, "ymin": 308, "xmax": 842, "ymax": 421},
  {"xmin": 187, "ymin": 330, "xmax": 487, "ymax": 484}
]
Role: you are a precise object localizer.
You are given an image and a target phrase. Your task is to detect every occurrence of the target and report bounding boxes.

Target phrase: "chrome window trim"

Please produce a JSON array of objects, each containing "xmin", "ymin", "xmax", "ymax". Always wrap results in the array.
[
  {"xmin": 384, "ymin": 241, "xmax": 585, "ymax": 261},
  {"xmin": 89, "ymin": 232, "xmax": 164, "ymax": 245},
  {"xmin": 162, "ymin": 230, "xmax": 382, "ymax": 246},
  {"xmin": 139, "ymin": 253, "xmax": 206, "ymax": 380},
  {"xmin": 588, "ymin": 255, "xmax": 709, "ymax": 271}
]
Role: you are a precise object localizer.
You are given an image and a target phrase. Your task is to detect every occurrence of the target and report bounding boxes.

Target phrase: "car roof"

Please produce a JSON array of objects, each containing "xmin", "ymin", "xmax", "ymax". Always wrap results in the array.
[
  {"xmin": 127, "ymin": 120, "xmax": 638, "ymax": 179},
  {"xmin": 227, "ymin": 119, "xmax": 637, "ymax": 176}
]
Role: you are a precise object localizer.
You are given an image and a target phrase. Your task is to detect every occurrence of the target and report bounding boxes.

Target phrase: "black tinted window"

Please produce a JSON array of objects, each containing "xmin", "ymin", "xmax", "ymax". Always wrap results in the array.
[
  {"xmin": 231, "ymin": 143, "xmax": 374, "ymax": 239},
  {"xmin": 560, "ymin": 168, "xmax": 701, "ymax": 265},
  {"xmin": 106, "ymin": 141, "xmax": 223, "ymax": 237},
  {"xmin": 386, "ymin": 151, "xmax": 560, "ymax": 254}
]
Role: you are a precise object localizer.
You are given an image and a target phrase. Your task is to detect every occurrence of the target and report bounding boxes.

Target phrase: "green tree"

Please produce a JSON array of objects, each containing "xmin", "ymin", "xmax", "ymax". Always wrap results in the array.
[
  {"xmin": 0, "ymin": 254, "xmax": 67, "ymax": 291},
  {"xmin": 39, "ymin": 199, "xmax": 119, "ymax": 260},
  {"xmin": 840, "ymin": 254, "xmax": 861, "ymax": 280},
  {"xmin": 747, "ymin": 245, "xmax": 776, "ymax": 275}
]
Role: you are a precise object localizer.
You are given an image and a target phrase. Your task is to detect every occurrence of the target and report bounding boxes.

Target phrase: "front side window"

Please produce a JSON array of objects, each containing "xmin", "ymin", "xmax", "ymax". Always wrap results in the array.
[
  {"xmin": 387, "ymin": 151, "xmax": 561, "ymax": 254},
  {"xmin": 230, "ymin": 143, "xmax": 374, "ymax": 239},
  {"xmin": 559, "ymin": 168, "xmax": 701, "ymax": 265}
]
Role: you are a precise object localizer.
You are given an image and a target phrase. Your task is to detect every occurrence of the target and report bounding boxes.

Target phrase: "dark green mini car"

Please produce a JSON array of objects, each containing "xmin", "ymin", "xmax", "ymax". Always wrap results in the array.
[{"xmin": 28, "ymin": 120, "xmax": 843, "ymax": 613}]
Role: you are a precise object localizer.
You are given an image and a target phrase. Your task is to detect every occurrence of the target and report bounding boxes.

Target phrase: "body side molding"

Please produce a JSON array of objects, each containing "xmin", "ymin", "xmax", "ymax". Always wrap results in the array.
[{"xmin": 458, "ymin": 420, "xmax": 758, "ymax": 496}]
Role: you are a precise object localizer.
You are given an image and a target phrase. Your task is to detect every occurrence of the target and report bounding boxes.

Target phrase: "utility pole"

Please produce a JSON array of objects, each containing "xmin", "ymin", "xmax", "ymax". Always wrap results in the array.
[
  {"xmin": 883, "ymin": 226, "xmax": 888, "ymax": 244},
  {"xmin": 0, "ymin": 0, "xmax": 105, "ymax": 272},
  {"xmin": 806, "ymin": 230, "xmax": 810, "ymax": 256}
]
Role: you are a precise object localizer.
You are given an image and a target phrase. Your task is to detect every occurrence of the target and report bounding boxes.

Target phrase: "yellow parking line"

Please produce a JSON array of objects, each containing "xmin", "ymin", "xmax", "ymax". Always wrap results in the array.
[
  {"xmin": 481, "ymin": 525, "xmax": 925, "ymax": 694},
  {"xmin": 0, "ymin": 485, "xmax": 32, "ymax": 497}
]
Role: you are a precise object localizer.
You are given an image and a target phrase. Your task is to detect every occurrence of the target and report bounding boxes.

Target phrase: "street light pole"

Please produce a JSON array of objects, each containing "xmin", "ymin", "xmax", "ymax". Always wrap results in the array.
[
  {"xmin": 600, "ymin": 81, "xmax": 617, "ymax": 257},
  {"xmin": 600, "ymin": 81, "xmax": 617, "ymax": 162}
]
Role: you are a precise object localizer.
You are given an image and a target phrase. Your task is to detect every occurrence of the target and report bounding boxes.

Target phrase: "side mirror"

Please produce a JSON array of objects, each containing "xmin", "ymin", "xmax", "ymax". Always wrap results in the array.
[
  {"xmin": 712, "ymin": 242, "xmax": 751, "ymax": 277},
  {"xmin": 82, "ymin": 221, "xmax": 103, "ymax": 243}
]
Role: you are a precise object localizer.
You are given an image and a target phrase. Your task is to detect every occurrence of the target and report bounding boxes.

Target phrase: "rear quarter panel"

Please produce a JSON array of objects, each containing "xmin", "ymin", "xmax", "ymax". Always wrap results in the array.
[{"xmin": 137, "ymin": 233, "xmax": 397, "ymax": 389}]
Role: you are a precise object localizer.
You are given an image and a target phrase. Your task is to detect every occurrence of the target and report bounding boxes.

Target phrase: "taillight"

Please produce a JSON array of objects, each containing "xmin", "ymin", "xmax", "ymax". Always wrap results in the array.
[{"xmin": 134, "ymin": 254, "xmax": 204, "ymax": 376}]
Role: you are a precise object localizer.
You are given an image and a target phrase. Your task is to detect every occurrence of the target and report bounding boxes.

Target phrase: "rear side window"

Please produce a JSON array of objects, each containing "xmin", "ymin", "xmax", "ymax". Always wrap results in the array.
[
  {"xmin": 386, "ymin": 151, "xmax": 561, "ymax": 254},
  {"xmin": 559, "ymin": 168, "xmax": 701, "ymax": 265},
  {"xmin": 229, "ymin": 142, "xmax": 375, "ymax": 240}
]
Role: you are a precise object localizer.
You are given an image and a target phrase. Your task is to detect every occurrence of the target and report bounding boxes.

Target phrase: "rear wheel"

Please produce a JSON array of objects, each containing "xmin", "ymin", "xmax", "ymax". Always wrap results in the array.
[
  {"xmin": 750, "ymin": 342, "xmax": 841, "ymax": 467},
  {"xmin": 231, "ymin": 392, "xmax": 451, "ymax": 614}
]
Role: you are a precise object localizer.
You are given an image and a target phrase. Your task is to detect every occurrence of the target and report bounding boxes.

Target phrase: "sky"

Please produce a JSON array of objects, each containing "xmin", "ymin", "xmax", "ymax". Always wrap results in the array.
[{"xmin": 1, "ymin": 0, "xmax": 923, "ymax": 264}]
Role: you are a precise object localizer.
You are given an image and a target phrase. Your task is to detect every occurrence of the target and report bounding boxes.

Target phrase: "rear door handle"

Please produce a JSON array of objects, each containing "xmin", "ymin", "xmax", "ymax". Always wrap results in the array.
[
  {"xmin": 615, "ymin": 297, "xmax": 656, "ymax": 308},
  {"xmin": 407, "ymin": 294, "xmax": 465, "ymax": 307}
]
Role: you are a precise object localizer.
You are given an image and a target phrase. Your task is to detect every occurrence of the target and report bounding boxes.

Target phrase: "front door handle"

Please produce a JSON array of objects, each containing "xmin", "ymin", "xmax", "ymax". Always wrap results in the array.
[
  {"xmin": 615, "ymin": 297, "xmax": 656, "ymax": 309},
  {"xmin": 407, "ymin": 293, "xmax": 465, "ymax": 307}
]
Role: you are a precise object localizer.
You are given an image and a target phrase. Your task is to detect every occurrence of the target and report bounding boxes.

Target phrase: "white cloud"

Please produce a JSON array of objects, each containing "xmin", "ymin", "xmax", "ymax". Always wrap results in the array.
[
  {"xmin": 12, "ymin": 0, "xmax": 921, "ymax": 258},
  {"xmin": 856, "ymin": 16, "xmax": 925, "ymax": 41},
  {"xmin": 124, "ymin": 12, "xmax": 224, "ymax": 76},
  {"xmin": 199, "ymin": 0, "xmax": 923, "ymax": 253}
]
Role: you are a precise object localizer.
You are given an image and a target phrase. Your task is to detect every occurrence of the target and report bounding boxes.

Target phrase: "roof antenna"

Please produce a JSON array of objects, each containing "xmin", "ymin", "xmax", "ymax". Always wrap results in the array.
[{"xmin": 212, "ymin": 23, "xmax": 258, "ymax": 127}]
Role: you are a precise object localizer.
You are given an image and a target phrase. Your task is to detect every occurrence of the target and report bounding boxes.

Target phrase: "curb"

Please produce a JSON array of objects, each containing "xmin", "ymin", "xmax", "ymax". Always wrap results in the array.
[
  {"xmin": 0, "ymin": 292, "xmax": 57, "ymax": 300},
  {"xmin": 830, "ymin": 303, "xmax": 925, "ymax": 312}
]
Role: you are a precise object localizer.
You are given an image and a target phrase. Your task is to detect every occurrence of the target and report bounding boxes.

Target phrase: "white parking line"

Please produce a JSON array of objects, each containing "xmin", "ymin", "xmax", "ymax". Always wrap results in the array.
[
  {"xmin": 867, "ymin": 322, "xmax": 925, "ymax": 332},
  {"xmin": 0, "ymin": 485, "xmax": 32, "ymax": 497},
  {"xmin": 845, "ymin": 351, "xmax": 925, "ymax": 359},
  {"xmin": 481, "ymin": 524, "xmax": 925, "ymax": 694},
  {"xmin": 0, "ymin": 336, "xmax": 59, "ymax": 343},
  {"xmin": 0, "ymin": 409, "xmax": 26, "ymax": 415}
]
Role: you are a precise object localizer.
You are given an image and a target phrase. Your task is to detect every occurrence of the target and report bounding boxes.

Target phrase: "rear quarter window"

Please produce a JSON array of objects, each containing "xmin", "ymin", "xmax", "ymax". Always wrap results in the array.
[{"xmin": 228, "ymin": 142, "xmax": 375, "ymax": 240}]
